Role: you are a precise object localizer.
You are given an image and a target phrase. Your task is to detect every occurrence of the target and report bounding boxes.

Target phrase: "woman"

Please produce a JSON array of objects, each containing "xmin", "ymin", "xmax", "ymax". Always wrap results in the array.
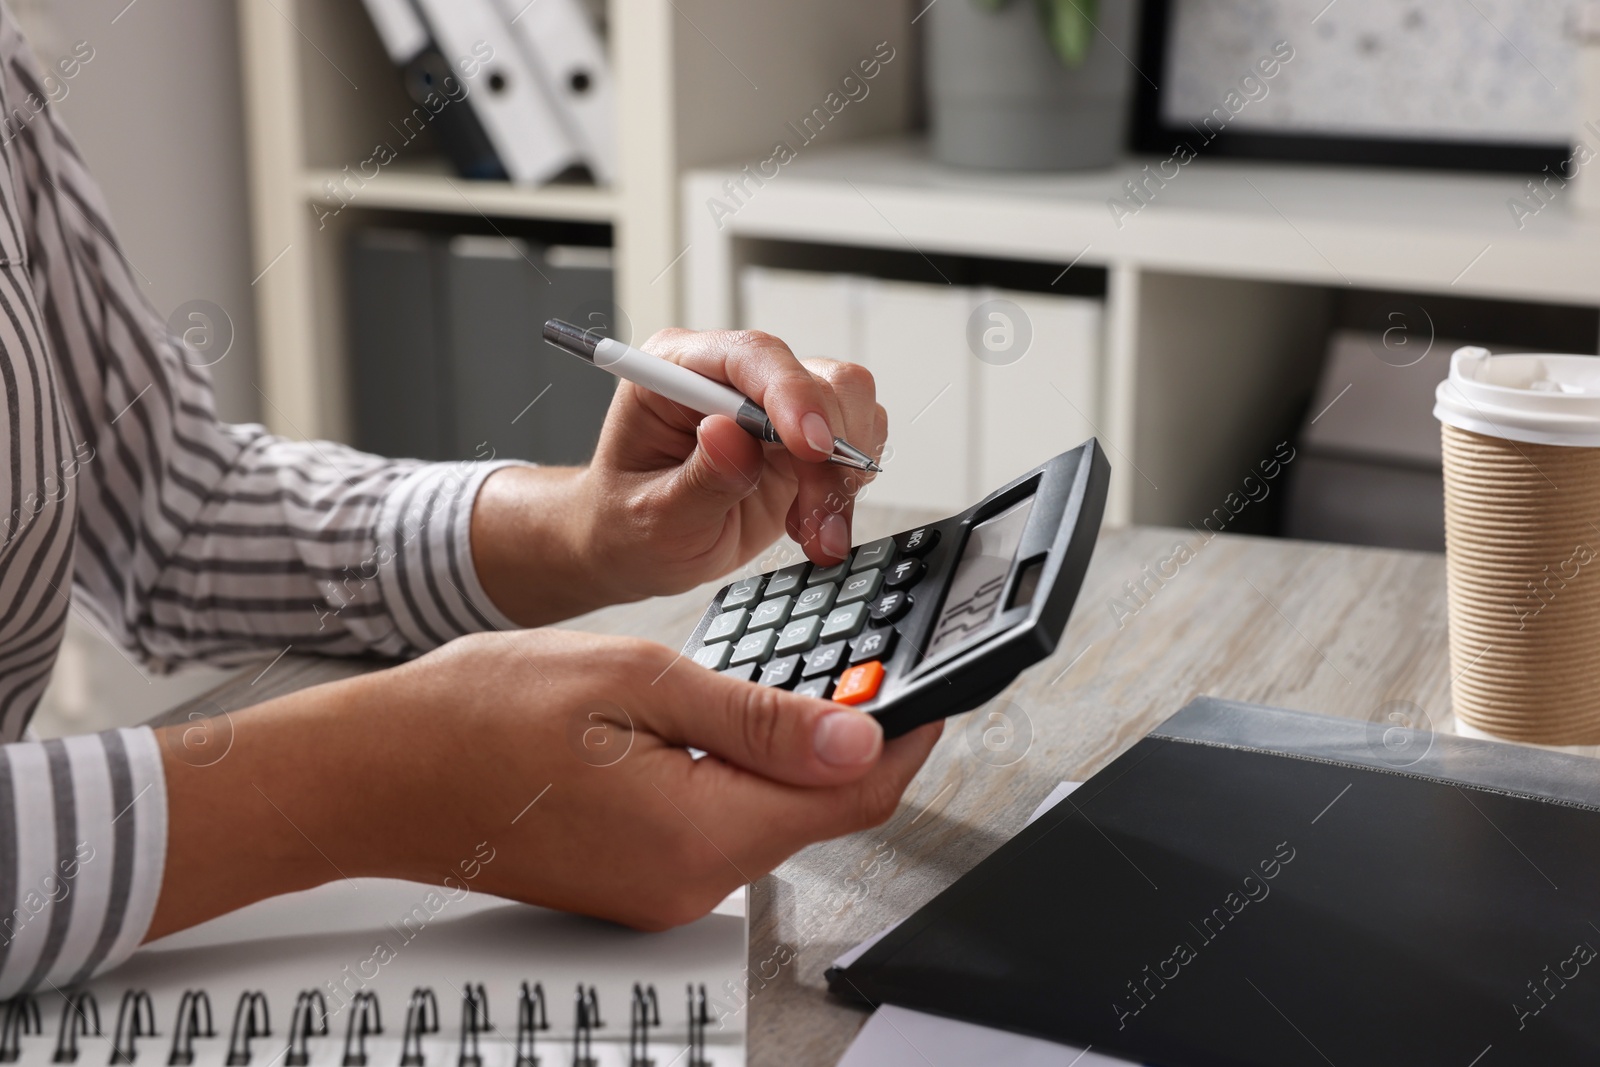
[{"xmin": 0, "ymin": 11, "xmax": 939, "ymax": 995}]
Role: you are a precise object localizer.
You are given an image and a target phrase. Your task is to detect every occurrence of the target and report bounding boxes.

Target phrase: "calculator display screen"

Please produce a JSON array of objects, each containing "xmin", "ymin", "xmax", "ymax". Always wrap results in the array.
[{"xmin": 925, "ymin": 496, "xmax": 1036, "ymax": 661}]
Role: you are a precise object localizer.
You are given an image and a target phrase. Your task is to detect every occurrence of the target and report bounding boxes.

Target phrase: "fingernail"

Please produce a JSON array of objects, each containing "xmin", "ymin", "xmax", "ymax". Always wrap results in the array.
[
  {"xmin": 814, "ymin": 710, "xmax": 882, "ymax": 767},
  {"xmin": 820, "ymin": 513, "xmax": 850, "ymax": 561},
  {"xmin": 801, "ymin": 412, "xmax": 834, "ymax": 454},
  {"xmin": 696, "ymin": 423, "xmax": 722, "ymax": 473}
]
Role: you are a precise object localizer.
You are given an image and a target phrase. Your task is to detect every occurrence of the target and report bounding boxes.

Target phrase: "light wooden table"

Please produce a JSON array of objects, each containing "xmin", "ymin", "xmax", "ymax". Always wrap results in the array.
[{"xmin": 153, "ymin": 511, "xmax": 1459, "ymax": 1066}]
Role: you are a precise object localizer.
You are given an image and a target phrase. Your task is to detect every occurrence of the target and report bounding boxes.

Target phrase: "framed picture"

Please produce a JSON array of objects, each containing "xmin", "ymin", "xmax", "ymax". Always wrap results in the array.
[{"xmin": 1132, "ymin": 0, "xmax": 1575, "ymax": 172}]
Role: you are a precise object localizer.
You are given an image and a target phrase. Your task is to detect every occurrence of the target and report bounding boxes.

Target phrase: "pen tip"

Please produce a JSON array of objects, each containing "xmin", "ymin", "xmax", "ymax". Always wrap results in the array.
[{"xmin": 866, "ymin": 461, "xmax": 883, "ymax": 473}]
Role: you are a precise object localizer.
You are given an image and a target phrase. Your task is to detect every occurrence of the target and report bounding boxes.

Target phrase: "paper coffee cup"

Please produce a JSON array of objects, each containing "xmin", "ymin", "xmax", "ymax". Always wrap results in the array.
[{"xmin": 1434, "ymin": 347, "xmax": 1600, "ymax": 743}]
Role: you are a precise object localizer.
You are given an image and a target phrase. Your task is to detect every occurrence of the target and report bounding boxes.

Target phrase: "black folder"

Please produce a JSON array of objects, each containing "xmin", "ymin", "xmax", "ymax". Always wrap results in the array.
[{"xmin": 829, "ymin": 698, "xmax": 1600, "ymax": 1066}]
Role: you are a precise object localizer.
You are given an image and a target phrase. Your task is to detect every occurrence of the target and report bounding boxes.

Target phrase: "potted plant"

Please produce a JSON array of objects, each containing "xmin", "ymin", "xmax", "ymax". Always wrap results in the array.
[{"xmin": 926, "ymin": 0, "xmax": 1138, "ymax": 170}]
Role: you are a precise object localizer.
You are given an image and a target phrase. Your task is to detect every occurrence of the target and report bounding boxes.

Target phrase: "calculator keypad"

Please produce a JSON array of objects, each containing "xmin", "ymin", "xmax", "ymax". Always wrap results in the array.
[{"xmin": 689, "ymin": 529, "xmax": 935, "ymax": 706}]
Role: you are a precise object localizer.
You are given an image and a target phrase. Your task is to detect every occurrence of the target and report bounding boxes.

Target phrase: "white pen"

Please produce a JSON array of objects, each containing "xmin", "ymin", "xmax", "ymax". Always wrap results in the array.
[{"xmin": 542, "ymin": 319, "xmax": 882, "ymax": 472}]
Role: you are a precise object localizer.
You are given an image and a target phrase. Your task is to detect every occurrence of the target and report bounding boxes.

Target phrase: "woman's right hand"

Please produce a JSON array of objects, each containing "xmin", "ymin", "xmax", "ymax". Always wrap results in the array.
[{"xmin": 150, "ymin": 629, "xmax": 943, "ymax": 939}]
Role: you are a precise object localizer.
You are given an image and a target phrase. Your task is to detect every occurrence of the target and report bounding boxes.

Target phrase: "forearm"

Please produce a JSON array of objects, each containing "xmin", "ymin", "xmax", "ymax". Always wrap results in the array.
[
  {"xmin": 470, "ymin": 464, "xmax": 617, "ymax": 627},
  {"xmin": 147, "ymin": 670, "xmax": 419, "ymax": 940}
]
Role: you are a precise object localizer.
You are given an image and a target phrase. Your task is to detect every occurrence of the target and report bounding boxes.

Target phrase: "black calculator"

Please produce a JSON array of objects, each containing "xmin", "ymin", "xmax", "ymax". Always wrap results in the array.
[{"xmin": 682, "ymin": 440, "xmax": 1110, "ymax": 737}]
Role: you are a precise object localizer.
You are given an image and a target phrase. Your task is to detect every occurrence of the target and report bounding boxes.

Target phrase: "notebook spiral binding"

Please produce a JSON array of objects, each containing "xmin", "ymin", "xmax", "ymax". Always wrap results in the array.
[
  {"xmin": 512, "ymin": 984, "xmax": 546, "ymax": 1067},
  {"xmin": 2, "ymin": 981, "xmax": 719, "ymax": 1067},
  {"xmin": 286, "ymin": 993, "xmax": 328, "ymax": 1067},
  {"xmin": 168, "ymin": 992, "xmax": 214, "ymax": 1067},
  {"xmin": 52, "ymin": 993, "xmax": 97, "ymax": 1064},
  {"xmin": 0, "ymin": 994, "xmax": 40, "ymax": 1063},
  {"xmin": 340, "ymin": 993, "xmax": 380, "ymax": 1067},
  {"xmin": 223, "ymin": 994, "xmax": 268, "ymax": 1067},
  {"xmin": 110, "ymin": 994, "xmax": 156, "ymax": 1066}
]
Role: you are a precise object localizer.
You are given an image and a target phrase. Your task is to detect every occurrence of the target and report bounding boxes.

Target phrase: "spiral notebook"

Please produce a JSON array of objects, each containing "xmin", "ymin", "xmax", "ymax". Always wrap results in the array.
[{"xmin": 0, "ymin": 878, "xmax": 745, "ymax": 1067}]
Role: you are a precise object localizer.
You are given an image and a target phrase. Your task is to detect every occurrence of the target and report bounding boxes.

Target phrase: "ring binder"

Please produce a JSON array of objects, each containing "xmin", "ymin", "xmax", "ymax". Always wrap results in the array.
[
  {"xmin": 339, "ymin": 992, "xmax": 381, "ymax": 1067},
  {"xmin": 570, "ymin": 987, "xmax": 601, "ymax": 1067},
  {"xmin": 223, "ymin": 993, "xmax": 268, "ymax": 1067},
  {"xmin": 166, "ymin": 991, "xmax": 213, "ymax": 1066},
  {"xmin": 51, "ymin": 992, "xmax": 97, "ymax": 1065},
  {"xmin": 285, "ymin": 992, "xmax": 327, "ymax": 1067},
  {"xmin": 454, "ymin": 986, "xmax": 488, "ymax": 1067},
  {"xmin": 111, "ymin": 992, "xmax": 157, "ymax": 1066},
  {"xmin": 399, "ymin": 989, "xmax": 438, "ymax": 1067},
  {"xmin": 512, "ymin": 983, "xmax": 547, "ymax": 1067},
  {"xmin": 626, "ymin": 985, "xmax": 657, "ymax": 1067}
]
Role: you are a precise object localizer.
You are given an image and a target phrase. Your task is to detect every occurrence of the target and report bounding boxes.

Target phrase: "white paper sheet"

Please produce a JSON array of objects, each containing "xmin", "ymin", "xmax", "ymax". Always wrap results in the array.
[{"xmin": 837, "ymin": 1004, "xmax": 1134, "ymax": 1067}]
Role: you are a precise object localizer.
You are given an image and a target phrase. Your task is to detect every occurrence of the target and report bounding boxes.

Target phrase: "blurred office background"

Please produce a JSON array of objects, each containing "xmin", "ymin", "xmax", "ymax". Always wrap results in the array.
[{"xmin": 21, "ymin": 0, "xmax": 1600, "ymax": 734}]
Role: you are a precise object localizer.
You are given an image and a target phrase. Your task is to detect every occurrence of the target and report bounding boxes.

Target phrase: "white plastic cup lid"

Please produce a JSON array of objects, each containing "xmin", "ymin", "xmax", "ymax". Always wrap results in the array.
[{"xmin": 1434, "ymin": 346, "xmax": 1600, "ymax": 447}]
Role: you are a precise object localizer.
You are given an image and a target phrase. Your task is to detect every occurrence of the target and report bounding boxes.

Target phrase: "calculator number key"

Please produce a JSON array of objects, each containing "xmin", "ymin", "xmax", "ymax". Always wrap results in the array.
[
  {"xmin": 819, "ymin": 602, "xmax": 868, "ymax": 642},
  {"xmin": 729, "ymin": 629, "xmax": 777, "ymax": 665},
  {"xmin": 851, "ymin": 537, "xmax": 896, "ymax": 572},
  {"xmin": 836, "ymin": 568, "xmax": 883, "ymax": 606},
  {"xmin": 775, "ymin": 616, "xmax": 823, "ymax": 656},
  {"xmin": 723, "ymin": 575, "xmax": 765, "ymax": 609},
  {"xmin": 791, "ymin": 583, "xmax": 838, "ymax": 620},
  {"xmin": 747, "ymin": 596, "xmax": 793, "ymax": 631},
  {"xmin": 764, "ymin": 562, "xmax": 809, "ymax": 597}
]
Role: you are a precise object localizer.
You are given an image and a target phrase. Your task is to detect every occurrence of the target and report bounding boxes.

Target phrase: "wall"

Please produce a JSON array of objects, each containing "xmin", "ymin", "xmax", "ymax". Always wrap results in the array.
[{"xmin": 15, "ymin": 0, "xmax": 259, "ymax": 423}]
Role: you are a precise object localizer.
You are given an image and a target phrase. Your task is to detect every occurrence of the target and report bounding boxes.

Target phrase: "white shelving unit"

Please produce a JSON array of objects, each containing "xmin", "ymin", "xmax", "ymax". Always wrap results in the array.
[
  {"xmin": 684, "ymin": 138, "xmax": 1600, "ymax": 525},
  {"xmin": 236, "ymin": 0, "xmax": 916, "ymax": 443}
]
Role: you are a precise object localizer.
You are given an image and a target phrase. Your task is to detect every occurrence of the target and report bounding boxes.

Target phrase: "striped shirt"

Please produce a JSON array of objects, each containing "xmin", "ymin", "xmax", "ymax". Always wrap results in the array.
[{"xmin": 0, "ymin": 11, "xmax": 518, "ymax": 993}]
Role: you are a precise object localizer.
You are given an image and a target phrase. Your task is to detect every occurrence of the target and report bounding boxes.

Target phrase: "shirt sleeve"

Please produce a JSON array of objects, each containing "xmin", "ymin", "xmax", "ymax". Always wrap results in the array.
[
  {"xmin": 0, "ymin": 727, "xmax": 165, "ymax": 997},
  {"xmin": 12, "ymin": 34, "xmax": 523, "ymax": 669}
]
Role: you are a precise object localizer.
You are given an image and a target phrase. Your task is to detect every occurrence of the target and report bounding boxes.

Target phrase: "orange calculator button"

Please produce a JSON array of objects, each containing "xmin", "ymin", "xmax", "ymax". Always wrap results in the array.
[{"xmin": 832, "ymin": 661, "xmax": 884, "ymax": 705}]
